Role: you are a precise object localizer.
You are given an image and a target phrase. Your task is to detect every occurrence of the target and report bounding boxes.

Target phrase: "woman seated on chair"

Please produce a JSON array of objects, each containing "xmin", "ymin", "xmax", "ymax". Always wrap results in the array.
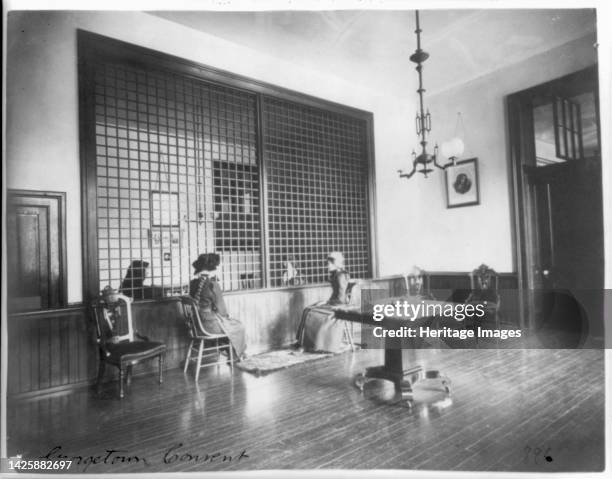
[
  {"xmin": 295, "ymin": 251, "xmax": 350, "ymax": 353},
  {"xmin": 189, "ymin": 253, "xmax": 247, "ymax": 359}
]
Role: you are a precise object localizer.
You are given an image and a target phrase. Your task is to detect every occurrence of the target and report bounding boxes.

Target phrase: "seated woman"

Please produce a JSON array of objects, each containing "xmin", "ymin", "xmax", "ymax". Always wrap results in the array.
[
  {"xmin": 189, "ymin": 253, "xmax": 247, "ymax": 359},
  {"xmin": 120, "ymin": 260, "xmax": 151, "ymax": 299},
  {"xmin": 295, "ymin": 251, "xmax": 350, "ymax": 353}
]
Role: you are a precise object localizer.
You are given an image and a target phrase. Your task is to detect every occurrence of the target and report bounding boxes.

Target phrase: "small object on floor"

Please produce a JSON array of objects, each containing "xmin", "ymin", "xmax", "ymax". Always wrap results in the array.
[
  {"xmin": 236, "ymin": 348, "xmax": 338, "ymax": 376},
  {"xmin": 354, "ymin": 373, "xmax": 367, "ymax": 390}
]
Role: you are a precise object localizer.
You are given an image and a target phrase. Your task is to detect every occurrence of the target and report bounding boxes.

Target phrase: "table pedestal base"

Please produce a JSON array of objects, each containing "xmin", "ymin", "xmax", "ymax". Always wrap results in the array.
[{"xmin": 354, "ymin": 343, "xmax": 451, "ymax": 407}]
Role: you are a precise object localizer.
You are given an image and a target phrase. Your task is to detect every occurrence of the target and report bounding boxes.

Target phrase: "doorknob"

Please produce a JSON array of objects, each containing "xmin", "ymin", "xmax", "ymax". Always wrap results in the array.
[{"xmin": 542, "ymin": 269, "xmax": 550, "ymax": 278}]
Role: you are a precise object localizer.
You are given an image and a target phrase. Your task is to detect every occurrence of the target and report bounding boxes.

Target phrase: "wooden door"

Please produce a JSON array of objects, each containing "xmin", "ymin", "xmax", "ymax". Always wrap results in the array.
[
  {"xmin": 525, "ymin": 161, "xmax": 603, "ymax": 292},
  {"xmin": 508, "ymin": 66, "xmax": 603, "ymax": 340},
  {"xmin": 7, "ymin": 191, "xmax": 66, "ymax": 312}
]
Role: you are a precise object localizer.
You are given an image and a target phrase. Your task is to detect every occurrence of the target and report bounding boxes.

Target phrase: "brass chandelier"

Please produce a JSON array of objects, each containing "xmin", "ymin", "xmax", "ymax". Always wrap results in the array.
[{"xmin": 398, "ymin": 10, "xmax": 464, "ymax": 179}]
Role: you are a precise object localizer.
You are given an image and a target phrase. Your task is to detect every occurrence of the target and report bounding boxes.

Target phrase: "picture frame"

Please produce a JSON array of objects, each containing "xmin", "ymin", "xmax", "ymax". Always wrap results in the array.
[
  {"xmin": 149, "ymin": 228, "xmax": 180, "ymax": 248},
  {"xmin": 445, "ymin": 157, "xmax": 480, "ymax": 208}
]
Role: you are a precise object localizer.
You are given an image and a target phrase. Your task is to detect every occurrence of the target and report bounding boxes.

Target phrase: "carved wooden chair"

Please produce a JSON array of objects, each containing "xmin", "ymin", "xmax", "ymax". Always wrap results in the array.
[
  {"xmin": 405, "ymin": 267, "xmax": 435, "ymax": 299},
  {"xmin": 465, "ymin": 264, "xmax": 501, "ymax": 335},
  {"xmin": 180, "ymin": 296, "xmax": 234, "ymax": 382},
  {"xmin": 91, "ymin": 289, "xmax": 166, "ymax": 398}
]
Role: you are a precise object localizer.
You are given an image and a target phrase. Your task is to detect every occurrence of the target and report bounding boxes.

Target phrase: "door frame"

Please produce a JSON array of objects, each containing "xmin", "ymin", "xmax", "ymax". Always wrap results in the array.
[
  {"xmin": 507, "ymin": 65, "xmax": 601, "ymax": 330},
  {"xmin": 7, "ymin": 189, "xmax": 68, "ymax": 310}
]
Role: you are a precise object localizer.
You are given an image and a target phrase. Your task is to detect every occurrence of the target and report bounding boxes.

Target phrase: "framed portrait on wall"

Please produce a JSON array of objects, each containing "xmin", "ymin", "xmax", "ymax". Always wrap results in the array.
[
  {"xmin": 445, "ymin": 158, "xmax": 480, "ymax": 208},
  {"xmin": 149, "ymin": 229, "xmax": 180, "ymax": 248}
]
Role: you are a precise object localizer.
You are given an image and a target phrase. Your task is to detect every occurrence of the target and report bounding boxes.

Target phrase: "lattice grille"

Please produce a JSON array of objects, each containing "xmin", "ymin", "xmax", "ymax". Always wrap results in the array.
[
  {"xmin": 93, "ymin": 62, "xmax": 260, "ymax": 297},
  {"xmin": 263, "ymin": 96, "xmax": 371, "ymax": 287},
  {"xmin": 90, "ymin": 55, "xmax": 372, "ymax": 297}
]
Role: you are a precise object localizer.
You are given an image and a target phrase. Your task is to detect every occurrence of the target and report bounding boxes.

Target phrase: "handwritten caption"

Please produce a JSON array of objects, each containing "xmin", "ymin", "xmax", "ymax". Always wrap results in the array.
[{"xmin": 36, "ymin": 444, "xmax": 249, "ymax": 471}]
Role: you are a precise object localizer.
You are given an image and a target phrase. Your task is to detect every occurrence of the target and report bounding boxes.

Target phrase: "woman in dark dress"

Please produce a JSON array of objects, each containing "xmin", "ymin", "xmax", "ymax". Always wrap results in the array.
[
  {"xmin": 120, "ymin": 260, "xmax": 150, "ymax": 299},
  {"xmin": 189, "ymin": 253, "xmax": 247, "ymax": 359},
  {"xmin": 296, "ymin": 251, "xmax": 350, "ymax": 352}
]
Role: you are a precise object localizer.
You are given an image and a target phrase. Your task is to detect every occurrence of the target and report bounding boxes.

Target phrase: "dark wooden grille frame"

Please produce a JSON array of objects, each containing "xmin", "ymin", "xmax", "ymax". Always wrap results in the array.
[{"xmin": 78, "ymin": 30, "xmax": 377, "ymax": 300}]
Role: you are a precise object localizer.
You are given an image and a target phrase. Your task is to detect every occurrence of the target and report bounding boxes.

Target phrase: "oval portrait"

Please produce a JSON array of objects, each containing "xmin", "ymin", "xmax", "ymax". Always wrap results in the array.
[{"xmin": 453, "ymin": 173, "xmax": 472, "ymax": 194}]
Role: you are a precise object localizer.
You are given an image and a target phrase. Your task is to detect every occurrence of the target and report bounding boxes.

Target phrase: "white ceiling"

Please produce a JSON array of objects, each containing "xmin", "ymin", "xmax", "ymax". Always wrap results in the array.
[{"xmin": 150, "ymin": 9, "xmax": 597, "ymax": 98}]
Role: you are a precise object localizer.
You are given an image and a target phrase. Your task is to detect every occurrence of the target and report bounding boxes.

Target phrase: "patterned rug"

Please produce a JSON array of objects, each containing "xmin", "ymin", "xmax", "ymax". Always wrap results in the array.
[{"xmin": 236, "ymin": 347, "xmax": 352, "ymax": 376}]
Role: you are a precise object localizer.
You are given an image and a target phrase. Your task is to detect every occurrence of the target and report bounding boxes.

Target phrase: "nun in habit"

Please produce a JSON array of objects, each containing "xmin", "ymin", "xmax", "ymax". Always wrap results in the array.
[
  {"xmin": 120, "ymin": 260, "xmax": 151, "ymax": 299},
  {"xmin": 189, "ymin": 253, "xmax": 247, "ymax": 359},
  {"xmin": 295, "ymin": 251, "xmax": 350, "ymax": 353}
]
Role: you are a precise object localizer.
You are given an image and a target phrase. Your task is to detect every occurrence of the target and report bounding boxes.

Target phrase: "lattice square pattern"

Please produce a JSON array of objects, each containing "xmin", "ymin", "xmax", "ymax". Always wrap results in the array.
[
  {"xmin": 263, "ymin": 97, "xmax": 371, "ymax": 286},
  {"xmin": 94, "ymin": 62, "xmax": 260, "ymax": 297}
]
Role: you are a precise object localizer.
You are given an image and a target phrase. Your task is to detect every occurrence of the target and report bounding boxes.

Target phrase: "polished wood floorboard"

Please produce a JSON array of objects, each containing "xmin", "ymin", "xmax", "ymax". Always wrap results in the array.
[{"xmin": 7, "ymin": 348, "xmax": 605, "ymax": 473}]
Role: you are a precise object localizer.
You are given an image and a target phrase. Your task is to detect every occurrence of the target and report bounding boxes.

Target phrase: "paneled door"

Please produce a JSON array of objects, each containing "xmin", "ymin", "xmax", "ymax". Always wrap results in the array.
[
  {"xmin": 508, "ymin": 66, "xmax": 603, "ymax": 343},
  {"xmin": 7, "ymin": 190, "xmax": 66, "ymax": 311}
]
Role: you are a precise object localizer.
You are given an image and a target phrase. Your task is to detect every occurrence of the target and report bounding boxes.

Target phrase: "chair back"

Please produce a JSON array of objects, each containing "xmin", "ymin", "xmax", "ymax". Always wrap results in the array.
[
  {"xmin": 469, "ymin": 264, "xmax": 499, "ymax": 293},
  {"xmin": 404, "ymin": 268, "xmax": 433, "ymax": 298},
  {"xmin": 180, "ymin": 295, "xmax": 218, "ymax": 338},
  {"xmin": 468, "ymin": 264, "xmax": 500, "ymax": 305},
  {"xmin": 91, "ymin": 292, "xmax": 135, "ymax": 347}
]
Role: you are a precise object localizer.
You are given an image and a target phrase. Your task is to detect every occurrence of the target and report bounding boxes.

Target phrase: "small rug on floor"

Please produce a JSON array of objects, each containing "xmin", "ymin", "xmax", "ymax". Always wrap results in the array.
[{"xmin": 236, "ymin": 347, "xmax": 353, "ymax": 376}]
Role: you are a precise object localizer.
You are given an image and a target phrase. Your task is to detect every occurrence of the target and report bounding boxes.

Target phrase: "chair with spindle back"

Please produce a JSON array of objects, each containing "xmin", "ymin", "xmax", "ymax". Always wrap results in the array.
[
  {"xmin": 91, "ymin": 288, "xmax": 166, "ymax": 398},
  {"xmin": 180, "ymin": 295, "xmax": 234, "ymax": 382}
]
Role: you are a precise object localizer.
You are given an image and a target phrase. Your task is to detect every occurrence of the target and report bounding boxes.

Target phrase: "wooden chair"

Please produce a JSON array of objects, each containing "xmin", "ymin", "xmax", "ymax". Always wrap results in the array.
[
  {"xmin": 404, "ymin": 267, "xmax": 435, "ymax": 299},
  {"xmin": 91, "ymin": 289, "xmax": 166, "ymax": 398},
  {"xmin": 180, "ymin": 296, "xmax": 234, "ymax": 382},
  {"xmin": 465, "ymin": 264, "xmax": 501, "ymax": 338}
]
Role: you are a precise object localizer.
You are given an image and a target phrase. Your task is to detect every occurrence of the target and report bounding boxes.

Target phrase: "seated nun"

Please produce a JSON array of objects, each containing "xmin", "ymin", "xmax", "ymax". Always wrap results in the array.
[
  {"xmin": 295, "ymin": 252, "xmax": 349, "ymax": 353},
  {"xmin": 189, "ymin": 253, "xmax": 247, "ymax": 359},
  {"xmin": 120, "ymin": 260, "xmax": 151, "ymax": 300}
]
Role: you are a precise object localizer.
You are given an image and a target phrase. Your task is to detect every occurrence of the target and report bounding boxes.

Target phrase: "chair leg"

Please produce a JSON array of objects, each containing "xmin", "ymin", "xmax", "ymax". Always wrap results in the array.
[
  {"xmin": 119, "ymin": 366, "xmax": 125, "ymax": 399},
  {"xmin": 494, "ymin": 310, "xmax": 502, "ymax": 348},
  {"xmin": 215, "ymin": 339, "xmax": 221, "ymax": 369},
  {"xmin": 158, "ymin": 354, "xmax": 164, "ymax": 384},
  {"xmin": 344, "ymin": 322, "xmax": 355, "ymax": 351},
  {"xmin": 228, "ymin": 342, "xmax": 234, "ymax": 369},
  {"xmin": 184, "ymin": 339, "xmax": 193, "ymax": 374},
  {"xmin": 194, "ymin": 340, "xmax": 204, "ymax": 382},
  {"xmin": 96, "ymin": 360, "xmax": 105, "ymax": 394},
  {"xmin": 126, "ymin": 365, "xmax": 133, "ymax": 387}
]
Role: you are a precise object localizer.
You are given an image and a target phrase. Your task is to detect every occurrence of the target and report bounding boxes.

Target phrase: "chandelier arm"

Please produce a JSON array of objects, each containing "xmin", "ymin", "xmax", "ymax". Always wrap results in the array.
[
  {"xmin": 398, "ymin": 159, "xmax": 418, "ymax": 179},
  {"xmin": 433, "ymin": 157, "xmax": 454, "ymax": 170}
]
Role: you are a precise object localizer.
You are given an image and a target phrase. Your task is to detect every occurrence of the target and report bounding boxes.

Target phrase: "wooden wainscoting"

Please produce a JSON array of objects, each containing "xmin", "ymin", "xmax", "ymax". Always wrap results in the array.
[
  {"xmin": 7, "ymin": 307, "xmax": 96, "ymax": 396},
  {"xmin": 6, "ymin": 277, "xmax": 400, "ymax": 398},
  {"xmin": 6, "ymin": 273, "xmax": 516, "ymax": 398}
]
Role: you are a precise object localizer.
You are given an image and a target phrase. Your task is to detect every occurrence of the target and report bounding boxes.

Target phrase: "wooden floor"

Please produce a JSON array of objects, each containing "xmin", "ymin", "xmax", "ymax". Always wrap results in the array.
[{"xmin": 7, "ymin": 347, "xmax": 605, "ymax": 473}]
